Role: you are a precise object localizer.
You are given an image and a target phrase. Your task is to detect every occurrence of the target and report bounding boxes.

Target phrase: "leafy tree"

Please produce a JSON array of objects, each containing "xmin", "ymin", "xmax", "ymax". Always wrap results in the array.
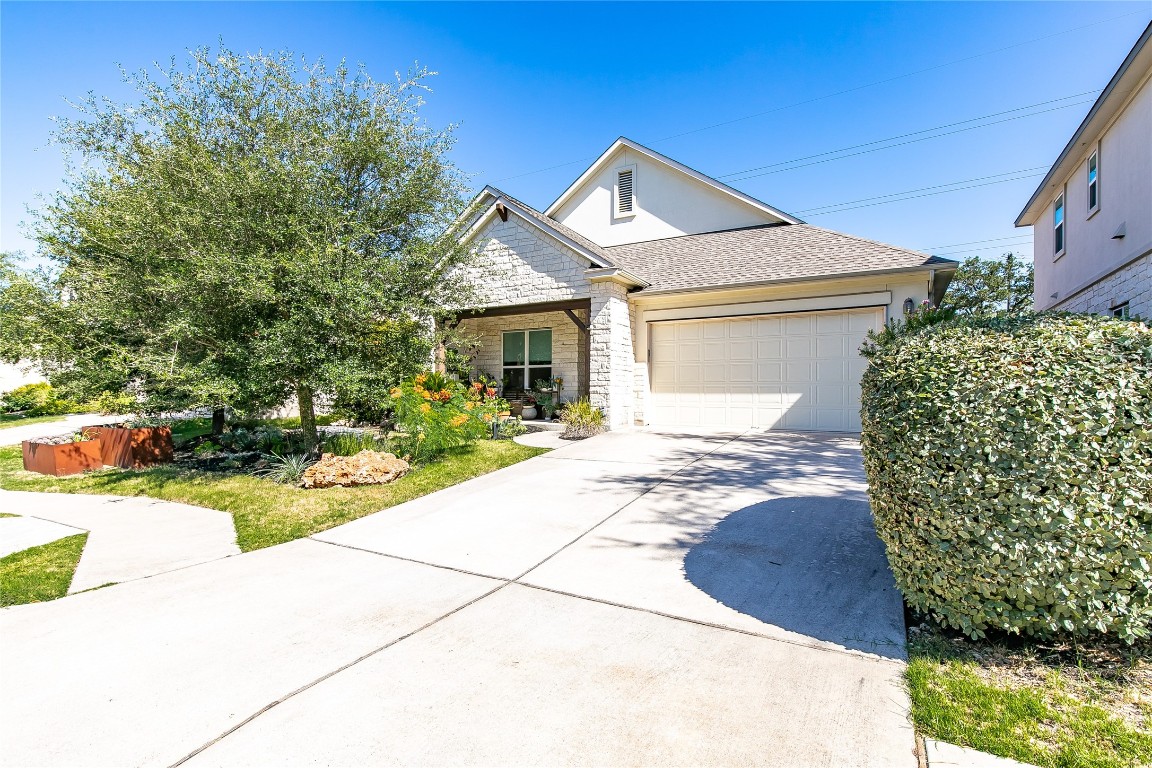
[
  {"xmin": 31, "ymin": 46, "xmax": 473, "ymax": 443},
  {"xmin": 943, "ymin": 252, "xmax": 1034, "ymax": 315}
]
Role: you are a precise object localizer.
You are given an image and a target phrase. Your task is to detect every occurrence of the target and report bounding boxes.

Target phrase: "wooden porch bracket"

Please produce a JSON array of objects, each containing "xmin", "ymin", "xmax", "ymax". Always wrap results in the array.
[
  {"xmin": 496, "ymin": 203, "xmax": 509, "ymax": 222},
  {"xmin": 563, "ymin": 308, "xmax": 588, "ymax": 333}
]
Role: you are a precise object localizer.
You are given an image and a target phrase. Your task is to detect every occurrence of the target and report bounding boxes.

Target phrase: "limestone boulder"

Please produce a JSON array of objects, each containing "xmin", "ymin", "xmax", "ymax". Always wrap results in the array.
[{"xmin": 301, "ymin": 450, "xmax": 410, "ymax": 489}]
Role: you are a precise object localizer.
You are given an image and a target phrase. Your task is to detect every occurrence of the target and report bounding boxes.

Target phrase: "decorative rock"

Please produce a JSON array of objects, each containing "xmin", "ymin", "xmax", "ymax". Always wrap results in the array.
[{"xmin": 300, "ymin": 450, "xmax": 410, "ymax": 489}]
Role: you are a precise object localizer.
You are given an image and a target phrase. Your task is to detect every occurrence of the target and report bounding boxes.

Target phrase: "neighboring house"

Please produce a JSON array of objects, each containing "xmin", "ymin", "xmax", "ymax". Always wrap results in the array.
[
  {"xmin": 0, "ymin": 362, "xmax": 46, "ymax": 394},
  {"xmin": 1016, "ymin": 21, "xmax": 1152, "ymax": 319},
  {"xmin": 455, "ymin": 137, "xmax": 956, "ymax": 431}
]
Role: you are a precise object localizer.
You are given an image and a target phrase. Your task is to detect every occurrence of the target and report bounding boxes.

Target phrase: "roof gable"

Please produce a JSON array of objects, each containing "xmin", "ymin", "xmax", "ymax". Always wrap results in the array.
[{"xmin": 545, "ymin": 138, "xmax": 801, "ymax": 247}]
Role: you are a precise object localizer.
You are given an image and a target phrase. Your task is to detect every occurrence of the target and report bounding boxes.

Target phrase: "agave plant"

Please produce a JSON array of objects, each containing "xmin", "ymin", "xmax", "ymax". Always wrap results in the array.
[{"xmin": 254, "ymin": 452, "xmax": 315, "ymax": 484}]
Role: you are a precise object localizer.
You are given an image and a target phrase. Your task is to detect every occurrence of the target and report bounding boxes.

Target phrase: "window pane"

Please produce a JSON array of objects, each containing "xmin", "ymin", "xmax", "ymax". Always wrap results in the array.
[
  {"xmin": 503, "ymin": 332, "xmax": 524, "ymax": 366},
  {"xmin": 528, "ymin": 329, "xmax": 552, "ymax": 365},
  {"xmin": 1088, "ymin": 153, "xmax": 1097, "ymax": 179},
  {"xmin": 1089, "ymin": 183, "xmax": 1098, "ymax": 209},
  {"xmin": 1054, "ymin": 195, "xmax": 1064, "ymax": 225},
  {"xmin": 502, "ymin": 367, "xmax": 525, "ymax": 391},
  {"xmin": 528, "ymin": 367, "xmax": 553, "ymax": 390},
  {"xmin": 1055, "ymin": 223, "xmax": 1064, "ymax": 253}
]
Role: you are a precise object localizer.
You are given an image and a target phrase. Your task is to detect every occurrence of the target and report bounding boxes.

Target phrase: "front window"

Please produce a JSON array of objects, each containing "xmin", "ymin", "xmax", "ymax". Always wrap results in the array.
[
  {"xmin": 1087, "ymin": 151, "xmax": 1099, "ymax": 213},
  {"xmin": 1053, "ymin": 192, "xmax": 1065, "ymax": 257},
  {"xmin": 502, "ymin": 329, "xmax": 552, "ymax": 392},
  {"xmin": 1112, "ymin": 302, "xmax": 1130, "ymax": 321}
]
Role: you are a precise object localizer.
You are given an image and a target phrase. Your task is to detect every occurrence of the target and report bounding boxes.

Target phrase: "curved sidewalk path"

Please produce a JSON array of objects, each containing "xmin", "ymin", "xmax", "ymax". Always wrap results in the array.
[{"xmin": 0, "ymin": 489, "xmax": 240, "ymax": 592}]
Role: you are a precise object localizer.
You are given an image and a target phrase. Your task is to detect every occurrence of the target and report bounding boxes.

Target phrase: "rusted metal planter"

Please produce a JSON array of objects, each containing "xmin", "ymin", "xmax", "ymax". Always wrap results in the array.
[
  {"xmin": 94, "ymin": 425, "xmax": 174, "ymax": 469},
  {"xmin": 22, "ymin": 439, "xmax": 103, "ymax": 476}
]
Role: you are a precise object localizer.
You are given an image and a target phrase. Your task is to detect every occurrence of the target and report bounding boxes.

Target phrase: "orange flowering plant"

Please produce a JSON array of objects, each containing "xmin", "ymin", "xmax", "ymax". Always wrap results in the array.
[{"xmin": 390, "ymin": 371, "xmax": 506, "ymax": 461}]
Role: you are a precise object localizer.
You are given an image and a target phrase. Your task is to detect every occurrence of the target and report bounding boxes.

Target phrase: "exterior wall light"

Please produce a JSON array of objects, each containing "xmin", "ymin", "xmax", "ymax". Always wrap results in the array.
[{"xmin": 903, "ymin": 298, "xmax": 915, "ymax": 315}]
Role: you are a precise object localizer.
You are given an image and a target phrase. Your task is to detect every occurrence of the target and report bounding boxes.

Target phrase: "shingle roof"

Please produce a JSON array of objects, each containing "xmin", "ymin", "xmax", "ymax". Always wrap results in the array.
[
  {"xmin": 482, "ymin": 186, "xmax": 617, "ymax": 268},
  {"xmin": 603, "ymin": 224, "xmax": 956, "ymax": 293}
]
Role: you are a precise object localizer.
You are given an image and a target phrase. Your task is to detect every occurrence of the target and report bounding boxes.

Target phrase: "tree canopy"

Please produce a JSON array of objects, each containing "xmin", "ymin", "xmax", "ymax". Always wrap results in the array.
[
  {"xmin": 27, "ymin": 46, "xmax": 474, "ymax": 442},
  {"xmin": 942, "ymin": 252, "xmax": 1034, "ymax": 315}
]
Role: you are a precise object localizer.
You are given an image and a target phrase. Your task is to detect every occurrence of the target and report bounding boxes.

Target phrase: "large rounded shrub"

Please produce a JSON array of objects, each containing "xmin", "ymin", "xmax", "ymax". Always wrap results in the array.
[{"xmin": 860, "ymin": 312, "xmax": 1152, "ymax": 642}]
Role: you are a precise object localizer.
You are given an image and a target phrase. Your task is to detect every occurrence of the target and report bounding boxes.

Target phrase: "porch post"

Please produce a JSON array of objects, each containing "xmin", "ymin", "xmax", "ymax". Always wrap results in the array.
[{"xmin": 588, "ymin": 280, "xmax": 634, "ymax": 429}]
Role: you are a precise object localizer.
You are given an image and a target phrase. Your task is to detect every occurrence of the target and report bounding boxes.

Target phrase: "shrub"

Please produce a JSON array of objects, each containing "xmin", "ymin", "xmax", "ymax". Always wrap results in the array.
[
  {"xmin": 860, "ymin": 312, "xmax": 1152, "ymax": 642},
  {"xmin": 496, "ymin": 417, "xmax": 527, "ymax": 439},
  {"xmin": 90, "ymin": 390, "xmax": 137, "ymax": 415},
  {"xmin": 390, "ymin": 372, "xmax": 504, "ymax": 463},
  {"xmin": 323, "ymin": 430, "xmax": 387, "ymax": 456},
  {"xmin": 560, "ymin": 398, "xmax": 604, "ymax": 439},
  {"xmin": 1, "ymin": 383, "xmax": 78, "ymax": 416}
]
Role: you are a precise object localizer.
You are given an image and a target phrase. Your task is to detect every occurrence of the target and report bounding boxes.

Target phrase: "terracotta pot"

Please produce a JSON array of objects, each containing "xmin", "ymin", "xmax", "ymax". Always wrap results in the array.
[
  {"xmin": 22, "ymin": 439, "xmax": 103, "ymax": 476},
  {"xmin": 97, "ymin": 425, "xmax": 174, "ymax": 469}
]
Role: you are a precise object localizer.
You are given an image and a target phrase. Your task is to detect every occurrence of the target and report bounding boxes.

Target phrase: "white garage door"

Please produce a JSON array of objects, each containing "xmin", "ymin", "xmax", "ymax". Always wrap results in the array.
[{"xmin": 648, "ymin": 308, "xmax": 885, "ymax": 432}]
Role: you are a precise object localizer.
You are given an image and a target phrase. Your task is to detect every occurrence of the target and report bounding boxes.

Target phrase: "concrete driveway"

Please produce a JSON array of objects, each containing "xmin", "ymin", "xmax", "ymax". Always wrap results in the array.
[{"xmin": 0, "ymin": 429, "xmax": 913, "ymax": 768}]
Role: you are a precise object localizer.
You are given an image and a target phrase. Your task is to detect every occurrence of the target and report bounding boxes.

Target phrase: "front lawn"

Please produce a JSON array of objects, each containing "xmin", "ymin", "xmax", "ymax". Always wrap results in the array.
[
  {"xmin": 0, "ymin": 439, "xmax": 546, "ymax": 551},
  {"xmin": 0, "ymin": 534, "xmax": 88, "ymax": 606},
  {"xmin": 0, "ymin": 413, "xmax": 67, "ymax": 430},
  {"xmin": 908, "ymin": 622, "xmax": 1152, "ymax": 768}
]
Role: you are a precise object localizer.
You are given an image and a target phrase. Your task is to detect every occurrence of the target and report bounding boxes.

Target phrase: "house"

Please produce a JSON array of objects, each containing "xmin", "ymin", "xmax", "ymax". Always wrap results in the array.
[
  {"xmin": 1015, "ymin": 21, "xmax": 1152, "ymax": 319},
  {"xmin": 454, "ymin": 138, "xmax": 956, "ymax": 431}
]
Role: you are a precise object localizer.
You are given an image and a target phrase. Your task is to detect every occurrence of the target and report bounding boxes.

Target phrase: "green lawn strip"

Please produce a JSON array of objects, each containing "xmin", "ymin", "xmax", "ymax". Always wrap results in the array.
[
  {"xmin": 0, "ymin": 533, "xmax": 88, "ymax": 606},
  {"xmin": 0, "ymin": 413, "xmax": 67, "ymax": 430},
  {"xmin": 0, "ymin": 513, "xmax": 18, "ymax": 518},
  {"xmin": 908, "ymin": 633, "xmax": 1152, "ymax": 768},
  {"xmin": 0, "ymin": 440, "xmax": 546, "ymax": 551}
]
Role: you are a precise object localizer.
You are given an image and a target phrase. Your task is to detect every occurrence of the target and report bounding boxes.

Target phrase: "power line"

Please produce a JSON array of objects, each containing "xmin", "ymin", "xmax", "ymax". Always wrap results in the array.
[
  {"xmin": 917, "ymin": 234, "xmax": 1036, "ymax": 251},
  {"xmin": 492, "ymin": 9, "xmax": 1146, "ymax": 183},
  {"xmin": 649, "ymin": 10, "xmax": 1146, "ymax": 144},
  {"xmin": 795, "ymin": 167, "xmax": 1047, "ymax": 216},
  {"xmin": 719, "ymin": 92, "xmax": 1096, "ymax": 182},
  {"xmin": 933, "ymin": 242, "xmax": 1035, "ymax": 258}
]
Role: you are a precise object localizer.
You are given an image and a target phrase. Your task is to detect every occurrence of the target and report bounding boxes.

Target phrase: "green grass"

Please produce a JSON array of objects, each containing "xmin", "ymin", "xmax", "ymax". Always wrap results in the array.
[
  {"xmin": 908, "ymin": 626, "xmax": 1152, "ymax": 768},
  {"xmin": 0, "ymin": 534, "xmax": 88, "ymax": 606},
  {"xmin": 0, "ymin": 439, "xmax": 547, "ymax": 551},
  {"xmin": 0, "ymin": 413, "xmax": 67, "ymax": 430}
]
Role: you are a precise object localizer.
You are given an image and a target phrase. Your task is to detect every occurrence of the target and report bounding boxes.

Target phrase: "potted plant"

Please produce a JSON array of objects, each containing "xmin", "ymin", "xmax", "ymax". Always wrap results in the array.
[
  {"xmin": 22, "ymin": 430, "xmax": 103, "ymax": 476},
  {"xmin": 521, "ymin": 395, "xmax": 538, "ymax": 420}
]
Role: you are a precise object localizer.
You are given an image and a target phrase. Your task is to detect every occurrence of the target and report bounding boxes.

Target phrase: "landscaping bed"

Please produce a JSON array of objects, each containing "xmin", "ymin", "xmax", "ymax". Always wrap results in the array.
[{"xmin": 0, "ymin": 433, "xmax": 546, "ymax": 552}]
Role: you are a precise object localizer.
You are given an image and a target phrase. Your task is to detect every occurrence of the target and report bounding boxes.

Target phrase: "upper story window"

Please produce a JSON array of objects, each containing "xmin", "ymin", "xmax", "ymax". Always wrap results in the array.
[
  {"xmin": 1087, "ymin": 150, "xmax": 1099, "ymax": 215},
  {"xmin": 614, "ymin": 166, "xmax": 636, "ymax": 218},
  {"xmin": 1053, "ymin": 191, "xmax": 1065, "ymax": 258}
]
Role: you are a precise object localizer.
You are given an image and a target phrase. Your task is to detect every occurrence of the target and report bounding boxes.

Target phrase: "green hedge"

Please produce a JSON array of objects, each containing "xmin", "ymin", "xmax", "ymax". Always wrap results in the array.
[{"xmin": 860, "ymin": 313, "xmax": 1152, "ymax": 642}]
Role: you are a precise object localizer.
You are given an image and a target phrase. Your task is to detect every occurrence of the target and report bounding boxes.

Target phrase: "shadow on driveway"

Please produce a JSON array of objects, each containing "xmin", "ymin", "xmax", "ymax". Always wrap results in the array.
[{"xmin": 682, "ymin": 496, "xmax": 906, "ymax": 660}]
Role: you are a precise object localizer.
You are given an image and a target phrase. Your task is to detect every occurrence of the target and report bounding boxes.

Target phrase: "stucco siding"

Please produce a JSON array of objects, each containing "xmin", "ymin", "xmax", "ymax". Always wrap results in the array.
[{"xmin": 552, "ymin": 147, "xmax": 776, "ymax": 247}]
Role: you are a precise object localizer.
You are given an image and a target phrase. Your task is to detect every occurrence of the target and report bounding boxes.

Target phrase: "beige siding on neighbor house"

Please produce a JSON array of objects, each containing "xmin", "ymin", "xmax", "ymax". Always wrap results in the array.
[{"xmin": 1033, "ymin": 72, "xmax": 1152, "ymax": 314}]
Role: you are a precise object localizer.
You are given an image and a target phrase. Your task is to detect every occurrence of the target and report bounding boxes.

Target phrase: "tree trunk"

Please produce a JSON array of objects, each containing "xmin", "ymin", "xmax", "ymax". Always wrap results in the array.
[
  {"xmin": 296, "ymin": 384, "xmax": 318, "ymax": 447},
  {"xmin": 211, "ymin": 407, "xmax": 226, "ymax": 436}
]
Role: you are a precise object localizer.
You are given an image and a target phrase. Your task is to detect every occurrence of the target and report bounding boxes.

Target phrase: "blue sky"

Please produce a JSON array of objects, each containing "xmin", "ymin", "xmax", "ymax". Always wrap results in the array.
[{"xmin": 2, "ymin": 1, "xmax": 1150, "ymax": 265}]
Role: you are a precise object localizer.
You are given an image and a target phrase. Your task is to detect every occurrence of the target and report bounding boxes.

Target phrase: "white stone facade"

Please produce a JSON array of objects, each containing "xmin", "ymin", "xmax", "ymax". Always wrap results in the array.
[
  {"xmin": 456, "ymin": 310, "xmax": 587, "ymax": 402},
  {"xmin": 1053, "ymin": 253, "xmax": 1150, "ymax": 318},
  {"xmin": 461, "ymin": 216, "xmax": 591, "ymax": 307},
  {"xmin": 589, "ymin": 281, "xmax": 635, "ymax": 428}
]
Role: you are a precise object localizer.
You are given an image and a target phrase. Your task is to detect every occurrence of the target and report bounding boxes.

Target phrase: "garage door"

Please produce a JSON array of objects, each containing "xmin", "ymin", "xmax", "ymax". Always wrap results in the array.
[{"xmin": 648, "ymin": 308, "xmax": 885, "ymax": 431}]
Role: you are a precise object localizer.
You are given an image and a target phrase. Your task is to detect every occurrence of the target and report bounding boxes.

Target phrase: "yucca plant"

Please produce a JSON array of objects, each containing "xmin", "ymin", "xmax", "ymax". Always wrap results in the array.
[{"xmin": 254, "ymin": 453, "xmax": 315, "ymax": 484}]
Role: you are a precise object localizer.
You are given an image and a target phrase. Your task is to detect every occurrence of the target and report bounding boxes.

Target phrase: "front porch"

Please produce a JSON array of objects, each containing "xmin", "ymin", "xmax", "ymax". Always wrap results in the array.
[{"xmin": 454, "ymin": 299, "xmax": 592, "ymax": 408}]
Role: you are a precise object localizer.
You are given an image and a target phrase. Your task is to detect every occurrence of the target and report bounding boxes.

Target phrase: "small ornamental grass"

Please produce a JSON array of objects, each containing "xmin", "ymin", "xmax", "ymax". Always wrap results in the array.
[
  {"xmin": 860, "ymin": 312, "xmax": 1152, "ymax": 643},
  {"xmin": 560, "ymin": 398, "xmax": 604, "ymax": 439}
]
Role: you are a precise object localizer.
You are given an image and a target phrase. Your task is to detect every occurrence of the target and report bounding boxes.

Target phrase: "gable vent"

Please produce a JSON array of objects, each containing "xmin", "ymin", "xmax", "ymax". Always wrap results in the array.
[{"xmin": 616, "ymin": 168, "xmax": 634, "ymax": 215}]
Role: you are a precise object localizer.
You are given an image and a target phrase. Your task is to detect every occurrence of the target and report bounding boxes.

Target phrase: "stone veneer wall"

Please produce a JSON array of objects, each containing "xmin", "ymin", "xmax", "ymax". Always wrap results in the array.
[
  {"xmin": 461, "ymin": 215, "xmax": 591, "ymax": 307},
  {"xmin": 589, "ymin": 281, "xmax": 635, "ymax": 428},
  {"xmin": 1054, "ymin": 253, "xmax": 1150, "ymax": 319},
  {"xmin": 457, "ymin": 310, "xmax": 586, "ymax": 401}
]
